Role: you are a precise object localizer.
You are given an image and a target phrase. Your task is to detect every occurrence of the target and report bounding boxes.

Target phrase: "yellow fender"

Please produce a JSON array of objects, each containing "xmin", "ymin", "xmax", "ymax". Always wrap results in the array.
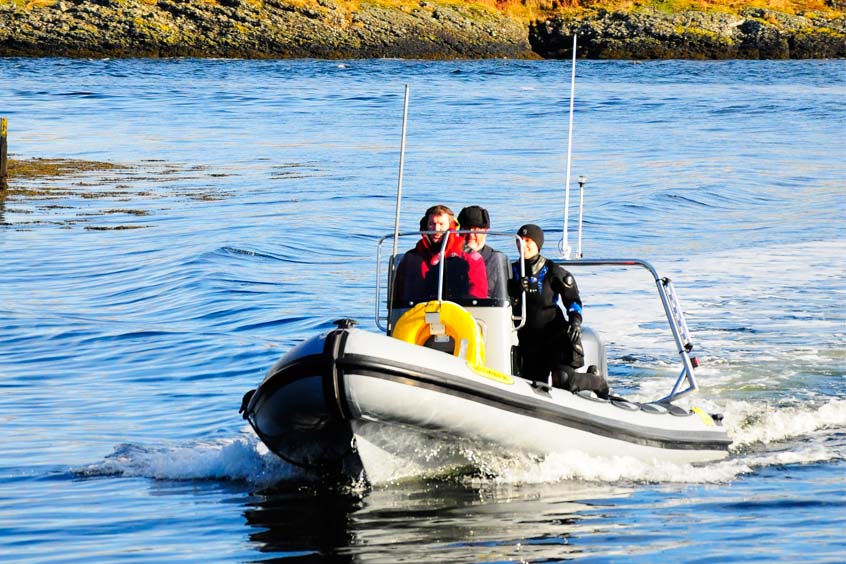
[{"xmin": 392, "ymin": 300, "xmax": 485, "ymax": 365}]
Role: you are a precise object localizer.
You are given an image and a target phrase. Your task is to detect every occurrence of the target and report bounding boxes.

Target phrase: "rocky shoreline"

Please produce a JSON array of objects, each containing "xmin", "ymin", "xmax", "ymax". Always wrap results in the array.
[
  {"xmin": 0, "ymin": 0, "xmax": 844, "ymax": 60},
  {"xmin": 533, "ymin": 8, "xmax": 846, "ymax": 59},
  {"xmin": 0, "ymin": 0, "xmax": 534, "ymax": 59}
]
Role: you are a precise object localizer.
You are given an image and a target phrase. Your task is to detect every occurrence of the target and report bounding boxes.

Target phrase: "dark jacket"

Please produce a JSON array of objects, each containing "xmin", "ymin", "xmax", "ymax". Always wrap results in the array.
[
  {"xmin": 478, "ymin": 244, "xmax": 510, "ymax": 301},
  {"xmin": 509, "ymin": 254, "xmax": 585, "ymax": 375},
  {"xmin": 510, "ymin": 255, "xmax": 582, "ymax": 336}
]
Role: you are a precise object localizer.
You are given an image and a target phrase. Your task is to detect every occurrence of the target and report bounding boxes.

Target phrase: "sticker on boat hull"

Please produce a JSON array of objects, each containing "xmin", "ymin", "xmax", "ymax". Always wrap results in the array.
[{"xmin": 467, "ymin": 362, "xmax": 514, "ymax": 385}]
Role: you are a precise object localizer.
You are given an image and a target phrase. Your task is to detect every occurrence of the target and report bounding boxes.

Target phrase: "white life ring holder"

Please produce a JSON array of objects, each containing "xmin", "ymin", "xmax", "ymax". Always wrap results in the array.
[{"xmin": 392, "ymin": 300, "xmax": 485, "ymax": 365}]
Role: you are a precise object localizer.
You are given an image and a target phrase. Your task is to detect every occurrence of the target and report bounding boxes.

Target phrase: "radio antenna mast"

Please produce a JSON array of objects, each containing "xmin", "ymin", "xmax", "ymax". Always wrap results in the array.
[{"xmin": 561, "ymin": 34, "xmax": 578, "ymax": 259}]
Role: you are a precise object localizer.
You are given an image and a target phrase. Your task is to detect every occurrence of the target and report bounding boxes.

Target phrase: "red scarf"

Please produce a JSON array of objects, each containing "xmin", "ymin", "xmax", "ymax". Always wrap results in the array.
[{"xmin": 414, "ymin": 229, "xmax": 465, "ymax": 263}]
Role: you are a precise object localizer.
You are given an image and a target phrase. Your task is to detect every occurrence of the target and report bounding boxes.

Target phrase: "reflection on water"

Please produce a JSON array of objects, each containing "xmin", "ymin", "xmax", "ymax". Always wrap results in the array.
[
  {"xmin": 244, "ymin": 480, "xmax": 634, "ymax": 562},
  {"xmin": 245, "ymin": 484, "xmax": 362, "ymax": 562},
  {"xmin": 246, "ymin": 466, "xmax": 846, "ymax": 562}
]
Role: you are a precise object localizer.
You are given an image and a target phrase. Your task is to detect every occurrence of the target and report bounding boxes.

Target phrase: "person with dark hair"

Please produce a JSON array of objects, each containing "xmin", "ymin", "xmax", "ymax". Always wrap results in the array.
[
  {"xmin": 457, "ymin": 205, "xmax": 509, "ymax": 301},
  {"xmin": 393, "ymin": 204, "xmax": 488, "ymax": 303},
  {"xmin": 509, "ymin": 224, "xmax": 609, "ymax": 397}
]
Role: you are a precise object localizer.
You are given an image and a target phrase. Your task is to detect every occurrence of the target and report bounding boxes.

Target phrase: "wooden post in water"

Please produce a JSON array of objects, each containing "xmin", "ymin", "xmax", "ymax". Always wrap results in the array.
[{"xmin": 0, "ymin": 117, "xmax": 7, "ymax": 190}]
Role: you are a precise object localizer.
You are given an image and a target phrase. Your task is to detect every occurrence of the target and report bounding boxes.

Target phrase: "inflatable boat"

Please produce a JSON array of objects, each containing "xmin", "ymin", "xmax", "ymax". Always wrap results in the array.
[{"xmin": 239, "ymin": 232, "xmax": 732, "ymax": 478}]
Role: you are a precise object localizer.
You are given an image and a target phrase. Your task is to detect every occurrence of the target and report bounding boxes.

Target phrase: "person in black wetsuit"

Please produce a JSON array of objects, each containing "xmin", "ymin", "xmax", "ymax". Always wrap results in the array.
[{"xmin": 509, "ymin": 224, "xmax": 609, "ymax": 397}]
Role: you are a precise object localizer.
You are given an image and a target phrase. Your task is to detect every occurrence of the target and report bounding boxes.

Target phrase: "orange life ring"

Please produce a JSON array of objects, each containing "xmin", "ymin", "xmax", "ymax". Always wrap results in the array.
[{"xmin": 392, "ymin": 300, "xmax": 485, "ymax": 365}]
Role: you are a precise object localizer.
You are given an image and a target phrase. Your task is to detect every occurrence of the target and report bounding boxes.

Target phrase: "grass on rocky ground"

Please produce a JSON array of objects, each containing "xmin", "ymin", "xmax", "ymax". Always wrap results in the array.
[
  {"xmin": 3, "ymin": 158, "xmax": 121, "ymax": 196},
  {"xmin": 0, "ymin": 157, "xmax": 232, "ymax": 230},
  {"xmin": 6, "ymin": 157, "xmax": 118, "ymax": 179},
  {"xmin": 3, "ymin": 0, "xmax": 842, "ymax": 17},
  {"xmin": 493, "ymin": 0, "xmax": 844, "ymax": 21}
]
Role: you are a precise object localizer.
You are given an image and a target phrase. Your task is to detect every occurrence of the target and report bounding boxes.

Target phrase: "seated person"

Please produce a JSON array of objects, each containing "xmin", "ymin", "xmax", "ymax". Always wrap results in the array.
[
  {"xmin": 457, "ymin": 205, "xmax": 510, "ymax": 302},
  {"xmin": 393, "ymin": 204, "xmax": 487, "ymax": 304}
]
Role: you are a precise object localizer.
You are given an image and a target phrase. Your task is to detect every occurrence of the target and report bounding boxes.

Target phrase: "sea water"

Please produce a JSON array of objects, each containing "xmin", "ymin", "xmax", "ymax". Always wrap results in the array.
[{"xmin": 0, "ymin": 58, "xmax": 843, "ymax": 562}]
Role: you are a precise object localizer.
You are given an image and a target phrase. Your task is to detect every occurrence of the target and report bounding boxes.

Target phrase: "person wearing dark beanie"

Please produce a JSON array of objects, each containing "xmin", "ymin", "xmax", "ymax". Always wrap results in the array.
[
  {"xmin": 509, "ymin": 224, "xmax": 609, "ymax": 397},
  {"xmin": 517, "ymin": 223, "xmax": 544, "ymax": 251},
  {"xmin": 458, "ymin": 205, "xmax": 509, "ymax": 301}
]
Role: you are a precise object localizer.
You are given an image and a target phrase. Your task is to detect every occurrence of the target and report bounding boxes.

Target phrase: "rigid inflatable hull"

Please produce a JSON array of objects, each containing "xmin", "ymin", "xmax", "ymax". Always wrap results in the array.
[{"xmin": 242, "ymin": 327, "xmax": 731, "ymax": 471}]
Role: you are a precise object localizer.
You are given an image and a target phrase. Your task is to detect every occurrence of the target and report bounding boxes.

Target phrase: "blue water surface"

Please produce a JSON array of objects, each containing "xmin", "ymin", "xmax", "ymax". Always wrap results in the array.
[{"xmin": 0, "ymin": 58, "xmax": 844, "ymax": 562}]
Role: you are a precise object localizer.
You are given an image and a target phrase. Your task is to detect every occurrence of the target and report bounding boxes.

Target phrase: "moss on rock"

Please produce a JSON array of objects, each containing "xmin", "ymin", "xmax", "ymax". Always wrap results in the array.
[{"xmin": 0, "ymin": 0, "xmax": 842, "ymax": 58}]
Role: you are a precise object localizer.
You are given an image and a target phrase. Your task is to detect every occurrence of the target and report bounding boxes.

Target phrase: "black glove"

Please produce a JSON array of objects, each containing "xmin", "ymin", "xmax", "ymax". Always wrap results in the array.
[
  {"xmin": 519, "ymin": 276, "xmax": 539, "ymax": 294},
  {"xmin": 567, "ymin": 317, "xmax": 582, "ymax": 345}
]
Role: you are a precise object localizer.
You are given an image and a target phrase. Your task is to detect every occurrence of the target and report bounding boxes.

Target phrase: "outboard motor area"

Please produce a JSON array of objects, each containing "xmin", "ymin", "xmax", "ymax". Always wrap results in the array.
[{"xmin": 579, "ymin": 326, "xmax": 607, "ymax": 378}]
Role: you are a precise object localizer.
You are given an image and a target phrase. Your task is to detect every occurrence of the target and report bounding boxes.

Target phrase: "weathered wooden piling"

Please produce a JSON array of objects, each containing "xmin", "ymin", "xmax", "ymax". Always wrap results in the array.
[{"xmin": 0, "ymin": 117, "xmax": 7, "ymax": 190}]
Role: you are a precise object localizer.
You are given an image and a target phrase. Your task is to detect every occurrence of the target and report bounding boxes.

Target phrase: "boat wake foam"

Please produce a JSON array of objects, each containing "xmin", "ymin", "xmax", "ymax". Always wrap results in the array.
[
  {"xmin": 75, "ymin": 434, "xmax": 310, "ymax": 488},
  {"xmin": 723, "ymin": 397, "xmax": 846, "ymax": 449},
  {"xmin": 74, "ymin": 398, "xmax": 844, "ymax": 487},
  {"xmin": 358, "ymin": 412, "xmax": 842, "ymax": 486}
]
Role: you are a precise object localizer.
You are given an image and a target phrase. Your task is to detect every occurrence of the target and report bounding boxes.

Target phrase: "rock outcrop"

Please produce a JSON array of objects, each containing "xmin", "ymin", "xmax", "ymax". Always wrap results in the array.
[
  {"xmin": 0, "ymin": 0, "xmax": 844, "ymax": 59},
  {"xmin": 0, "ymin": 0, "xmax": 535, "ymax": 59},
  {"xmin": 530, "ymin": 8, "xmax": 846, "ymax": 59}
]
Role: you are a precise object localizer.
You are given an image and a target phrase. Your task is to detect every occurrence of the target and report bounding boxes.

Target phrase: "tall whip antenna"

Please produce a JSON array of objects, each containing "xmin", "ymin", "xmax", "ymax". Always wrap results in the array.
[
  {"xmin": 391, "ymin": 84, "xmax": 410, "ymax": 259},
  {"xmin": 386, "ymin": 84, "xmax": 410, "ymax": 333},
  {"xmin": 561, "ymin": 34, "xmax": 578, "ymax": 259}
]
